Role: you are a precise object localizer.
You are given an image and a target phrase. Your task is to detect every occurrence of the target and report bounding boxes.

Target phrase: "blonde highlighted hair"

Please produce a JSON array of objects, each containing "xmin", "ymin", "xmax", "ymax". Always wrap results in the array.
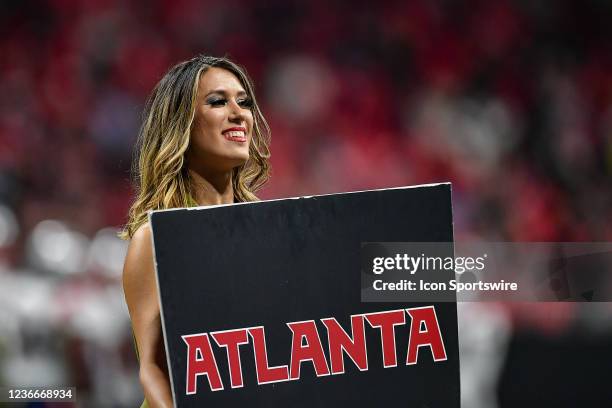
[{"xmin": 119, "ymin": 55, "xmax": 271, "ymax": 240}]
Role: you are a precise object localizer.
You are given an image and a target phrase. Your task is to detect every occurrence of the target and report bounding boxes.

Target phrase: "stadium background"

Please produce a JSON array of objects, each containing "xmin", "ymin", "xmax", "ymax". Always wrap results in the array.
[{"xmin": 0, "ymin": 0, "xmax": 611, "ymax": 406}]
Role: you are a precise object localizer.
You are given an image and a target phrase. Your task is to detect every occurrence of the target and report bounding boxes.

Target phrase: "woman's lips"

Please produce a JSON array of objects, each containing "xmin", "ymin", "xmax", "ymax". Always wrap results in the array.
[{"xmin": 222, "ymin": 127, "xmax": 247, "ymax": 142}]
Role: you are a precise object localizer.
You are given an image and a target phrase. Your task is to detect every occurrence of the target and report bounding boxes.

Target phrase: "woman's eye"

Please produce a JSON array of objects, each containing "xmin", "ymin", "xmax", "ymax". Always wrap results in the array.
[
  {"xmin": 208, "ymin": 99, "xmax": 226, "ymax": 107},
  {"xmin": 238, "ymin": 98, "xmax": 254, "ymax": 108}
]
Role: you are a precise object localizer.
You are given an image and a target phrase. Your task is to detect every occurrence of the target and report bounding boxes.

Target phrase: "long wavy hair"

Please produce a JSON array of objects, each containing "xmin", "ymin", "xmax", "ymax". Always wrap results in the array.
[{"xmin": 119, "ymin": 55, "xmax": 271, "ymax": 240}]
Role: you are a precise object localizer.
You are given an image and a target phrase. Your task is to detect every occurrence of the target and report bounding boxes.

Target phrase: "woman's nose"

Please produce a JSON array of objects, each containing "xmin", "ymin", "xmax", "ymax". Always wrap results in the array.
[{"xmin": 228, "ymin": 100, "xmax": 246, "ymax": 121}]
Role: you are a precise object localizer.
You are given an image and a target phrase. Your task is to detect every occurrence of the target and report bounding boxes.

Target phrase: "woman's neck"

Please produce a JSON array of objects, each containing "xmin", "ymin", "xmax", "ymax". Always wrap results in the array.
[{"xmin": 188, "ymin": 168, "xmax": 235, "ymax": 206}]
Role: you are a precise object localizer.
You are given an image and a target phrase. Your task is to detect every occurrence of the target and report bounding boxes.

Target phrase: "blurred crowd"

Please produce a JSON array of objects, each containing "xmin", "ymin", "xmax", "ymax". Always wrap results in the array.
[{"xmin": 1, "ymin": 0, "xmax": 611, "ymax": 406}]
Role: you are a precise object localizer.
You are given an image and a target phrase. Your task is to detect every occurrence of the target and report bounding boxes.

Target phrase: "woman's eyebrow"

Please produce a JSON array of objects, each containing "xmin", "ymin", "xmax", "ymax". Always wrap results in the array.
[{"xmin": 205, "ymin": 89, "xmax": 248, "ymax": 97}]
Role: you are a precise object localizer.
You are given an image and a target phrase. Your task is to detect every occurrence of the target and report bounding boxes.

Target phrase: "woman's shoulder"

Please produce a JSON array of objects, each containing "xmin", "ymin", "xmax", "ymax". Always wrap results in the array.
[
  {"xmin": 131, "ymin": 222, "xmax": 152, "ymax": 244},
  {"xmin": 123, "ymin": 222, "xmax": 154, "ymax": 283},
  {"xmin": 128, "ymin": 223, "xmax": 154, "ymax": 256}
]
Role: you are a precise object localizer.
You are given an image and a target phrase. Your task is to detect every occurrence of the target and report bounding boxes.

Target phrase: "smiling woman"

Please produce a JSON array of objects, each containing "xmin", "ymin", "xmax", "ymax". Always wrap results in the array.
[
  {"xmin": 187, "ymin": 67, "xmax": 256, "ymax": 203},
  {"xmin": 119, "ymin": 55, "xmax": 271, "ymax": 408}
]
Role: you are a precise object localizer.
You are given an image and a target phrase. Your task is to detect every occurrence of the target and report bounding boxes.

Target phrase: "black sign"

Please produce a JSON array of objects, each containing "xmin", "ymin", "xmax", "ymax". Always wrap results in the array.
[{"xmin": 150, "ymin": 184, "xmax": 460, "ymax": 407}]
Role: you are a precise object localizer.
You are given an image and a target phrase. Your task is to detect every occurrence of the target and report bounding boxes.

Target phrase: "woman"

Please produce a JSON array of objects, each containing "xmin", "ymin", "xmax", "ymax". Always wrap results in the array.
[{"xmin": 120, "ymin": 55, "xmax": 271, "ymax": 408}]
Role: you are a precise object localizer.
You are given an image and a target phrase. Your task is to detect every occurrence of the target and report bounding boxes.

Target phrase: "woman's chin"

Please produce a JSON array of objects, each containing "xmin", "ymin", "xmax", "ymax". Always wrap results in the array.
[{"xmin": 226, "ymin": 153, "xmax": 249, "ymax": 169}]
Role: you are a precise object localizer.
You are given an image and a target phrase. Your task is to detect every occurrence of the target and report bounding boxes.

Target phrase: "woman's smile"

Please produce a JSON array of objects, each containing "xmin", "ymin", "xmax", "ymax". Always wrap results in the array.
[{"xmin": 222, "ymin": 126, "xmax": 248, "ymax": 142}]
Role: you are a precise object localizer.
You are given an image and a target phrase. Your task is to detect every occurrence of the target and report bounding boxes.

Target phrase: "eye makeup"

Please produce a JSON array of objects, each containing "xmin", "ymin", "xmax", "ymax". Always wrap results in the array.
[{"xmin": 205, "ymin": 95, "xmax": 253, "ymax": 109}]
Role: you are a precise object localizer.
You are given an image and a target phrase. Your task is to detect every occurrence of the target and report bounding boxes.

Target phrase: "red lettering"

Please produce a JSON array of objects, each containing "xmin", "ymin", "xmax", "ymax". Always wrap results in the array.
[
  {"xmin": 182, "ymin": 334, "xmax": 223, "ymax": 393},
  {"xmin": 247, "ymin": 327, "xmax": 290, "ymax": 384},
  {"xmin": 182, "ymin": 307, "xmax": 448, "ymax": 394},
  {"xmin": 321, "ymin": 316, "xmax": 368, "ymax": 374},
  {"xmin": 287, "ymin": 321, "xmax": 330, "ymax": 379},
  {"xmin": 406, "ymin": 306, "xmax": 447, "ymax": 365},
  {"xmin": 210, "ymin": 329, "xmax": 249, "ymax": 388},
  {"xmin": 364, "ymin": 310, "xmax": 406, "ymax": 368}
]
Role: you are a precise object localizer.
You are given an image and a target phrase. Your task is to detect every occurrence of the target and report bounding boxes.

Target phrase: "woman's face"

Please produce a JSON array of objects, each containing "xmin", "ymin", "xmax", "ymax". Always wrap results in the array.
[{"xmin": 187, "ymin": 67, "xmax": 254, "ymax": 173}]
